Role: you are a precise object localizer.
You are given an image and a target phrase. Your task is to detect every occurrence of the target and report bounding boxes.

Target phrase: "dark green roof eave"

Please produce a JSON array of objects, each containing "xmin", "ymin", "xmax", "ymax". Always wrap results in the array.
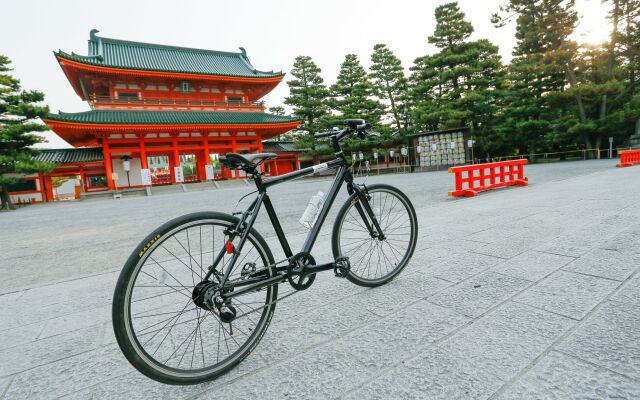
[
  {"xmin": 33, "ymin": 147, "xmax": 104, "ymax": 163},
  {"xmin": 45, "ymin": 110, "xmax": 300, "ymax": 126},
  {"xmin": 54, "ymin": 30, "xmax": 285, "ymax": 79}
]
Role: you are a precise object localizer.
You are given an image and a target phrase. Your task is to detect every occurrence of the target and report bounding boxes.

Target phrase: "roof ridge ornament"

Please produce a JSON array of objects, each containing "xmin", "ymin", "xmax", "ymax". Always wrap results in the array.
[{"xmin": 90, "ymin": 29, "xmax": 100, "ymax": 41}]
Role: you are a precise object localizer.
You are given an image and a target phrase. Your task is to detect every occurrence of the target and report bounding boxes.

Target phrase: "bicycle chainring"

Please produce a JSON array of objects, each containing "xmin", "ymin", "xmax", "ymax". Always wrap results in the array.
[{"xmin": 287, "ymin": 252, "xmax": 316, "ymax": 291}]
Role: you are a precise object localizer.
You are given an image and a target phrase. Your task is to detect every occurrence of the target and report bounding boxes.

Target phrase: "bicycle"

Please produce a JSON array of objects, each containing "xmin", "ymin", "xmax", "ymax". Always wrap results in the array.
[{"xmin": 112, "ymin": 119, "xmax": 418, "ymax": 385}]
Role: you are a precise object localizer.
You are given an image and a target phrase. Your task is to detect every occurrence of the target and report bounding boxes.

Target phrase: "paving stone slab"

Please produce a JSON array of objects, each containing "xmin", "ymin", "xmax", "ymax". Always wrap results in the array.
[
  {"xmin": 535, "ymin": 242, "xmax": 592, "ymax": 258},
  {"xmin": 0, "ymin": 376, "xmax": 13, "ymax": 398},
  {"xmin": 491, "ymin": 250, "xmax": 574, "ymax": 282},
  {"xmin": 438, "ymin": 301, "xmax": 574, "ymax": 381},
  {"xmin": 0, "ymin": 323, "xmax": 44, "ymax": 351},
  {"xmin": 496, "ymin": 351, "xmax": 640, "ymax": 400},
  {"xmin": 419, "ymin": 248, "xmax": 504, "ymax": 283},
  {"xmin": 339, "ymin": 299, "xmax": 469, "ymax": 369},
  {"xmin": 3, "ymin": 345, "xmax": 132, "ymax": 400},
  {"xmin": 428, "ymin": 271, "xmax": 531, "ymax": 318},
  {"xmin": 599, "ymin": 230, "xmax": 640, "ymax": 254},
  {"xmin": 472, "ymin": 234, "xmax": 543, "ymax": 260},
  {"xmin": 556, "ymin": 301, "xmax": 640, "ymax": 380},
  {"xmin": 193, "ymin": 339, "xmax": 373, "ymax": 400},
  {"xmin": 39, "ymin": 304, "xmax": 112, "ymax": 340},
  {"xmin": 341, "ymin": 347, "xmax": 504, "ymax": 400},
  {"xmin": 1, "ymin": 160, "xmax": 638, "ymax": 399},
  {"xmin": 0, "ymin": 324, "xmax": 105, "ymax": 378},
  {"xmin": 514, "ymin": 270, "xmax": 620, "ymax": 320},
  {"xmin": 61, "ymin": 371, "xmax": 207, "ymax": 400},
  {"xmin": 611, "ymin": 272, "xmax": 640, "ymax": 306},
  {"xmin": 562, "ymin": 249, "xmax": 640, "ymax": 281},
  {"xmin": 377, "ymin": 269, "xmax": 452, "ymax": 299}
]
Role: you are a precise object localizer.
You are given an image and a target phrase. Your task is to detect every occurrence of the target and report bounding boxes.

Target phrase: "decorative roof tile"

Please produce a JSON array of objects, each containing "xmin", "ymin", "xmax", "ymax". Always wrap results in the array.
[
  {"xmin": 46, "ymin": 110, "xmax": 300, "ymax": 125},
  {"xmin": 55, "ymin": 29, "xmax": 283, "ymax": 79},
  {"xmin": 34, "ymin": 147, "xmax": 104, "ymax": 164}
]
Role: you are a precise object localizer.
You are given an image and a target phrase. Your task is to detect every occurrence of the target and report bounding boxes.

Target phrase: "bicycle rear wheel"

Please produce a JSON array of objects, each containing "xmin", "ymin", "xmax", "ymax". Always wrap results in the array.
[
  {"xmin": 112, "ymin": 212, "xmax": 277, "ymax": 385},
  {"xmin": 332, "ymin": 184, "xmax": 417, "ymax": 287}
]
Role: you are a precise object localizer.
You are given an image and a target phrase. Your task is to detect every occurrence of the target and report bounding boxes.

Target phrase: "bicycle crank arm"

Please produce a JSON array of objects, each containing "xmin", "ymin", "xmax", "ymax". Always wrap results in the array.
[{"xmin": 301, "ymin": 262, "xmax": 337, "ymax": 275}]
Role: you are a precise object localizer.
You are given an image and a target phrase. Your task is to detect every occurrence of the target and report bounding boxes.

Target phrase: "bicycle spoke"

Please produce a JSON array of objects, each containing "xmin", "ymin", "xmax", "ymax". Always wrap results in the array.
[{"xmin": 338, "ymin": 189, "xmax": 414, "ymax": 283}]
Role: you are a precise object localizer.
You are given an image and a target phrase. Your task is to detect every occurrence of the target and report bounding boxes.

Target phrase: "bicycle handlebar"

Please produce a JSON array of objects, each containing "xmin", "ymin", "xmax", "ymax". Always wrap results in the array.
[{"xmin": 313, "ymin": 120, "xmax": 373, "ymax": 140}]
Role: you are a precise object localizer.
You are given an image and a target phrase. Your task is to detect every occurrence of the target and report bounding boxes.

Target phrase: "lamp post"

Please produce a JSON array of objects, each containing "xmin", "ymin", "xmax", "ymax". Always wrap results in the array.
[{"xmin": 121, "ymin": 155, "xmax": 131, "ymax": 187}]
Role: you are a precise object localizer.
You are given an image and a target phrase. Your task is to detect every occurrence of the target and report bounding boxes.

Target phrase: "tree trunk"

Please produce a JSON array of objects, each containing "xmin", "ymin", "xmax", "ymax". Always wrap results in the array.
[
  {"xmin": 601, "ymin": 0, "xmax": 620, "ymax": 121},
  {"xmin": 565, "ymin": 66, "xmax": 587, "ymax": 124},
  {"xmin": 0, "ymin": 185, "xmax": 16, "ymax": 211}
]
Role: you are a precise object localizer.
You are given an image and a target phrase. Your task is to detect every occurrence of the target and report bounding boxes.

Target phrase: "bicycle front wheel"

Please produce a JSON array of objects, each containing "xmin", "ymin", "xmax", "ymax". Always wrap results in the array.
[
  {"xmin": 332, "ymin": 184, "xmax": 418, "ymax": 287},
  {"xmin": 112, "ymin": 212, "xmax": 277, "ymax": 385}
]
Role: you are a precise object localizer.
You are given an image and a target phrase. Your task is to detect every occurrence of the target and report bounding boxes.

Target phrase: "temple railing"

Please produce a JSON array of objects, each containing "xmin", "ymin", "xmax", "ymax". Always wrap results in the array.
[{"xmin": 90, "ymin": 95, "xmax": 265, "ymax": 111}]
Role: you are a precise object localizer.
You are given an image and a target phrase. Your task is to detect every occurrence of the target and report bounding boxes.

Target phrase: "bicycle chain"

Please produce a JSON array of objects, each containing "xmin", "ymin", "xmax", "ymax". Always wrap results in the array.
[{"xmin": 229, "ymin": 257, "xmax": 303, "ymax": 321}]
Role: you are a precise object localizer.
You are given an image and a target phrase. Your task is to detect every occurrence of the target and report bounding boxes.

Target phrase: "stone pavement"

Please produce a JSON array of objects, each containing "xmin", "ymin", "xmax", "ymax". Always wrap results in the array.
[{"xmin": 1, "ymin": 159, "xmax": 639, "ymax": 399}]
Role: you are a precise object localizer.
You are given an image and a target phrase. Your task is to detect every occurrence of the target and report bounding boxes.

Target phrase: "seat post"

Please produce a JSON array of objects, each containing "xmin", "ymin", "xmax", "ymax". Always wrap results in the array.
[{"xmin": 252, "ymin": 169, "xmax": 266, "ymax": 193}]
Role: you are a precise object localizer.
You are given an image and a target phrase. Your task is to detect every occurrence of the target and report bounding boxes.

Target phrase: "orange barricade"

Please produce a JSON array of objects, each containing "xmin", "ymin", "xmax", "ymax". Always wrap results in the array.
[
  {"xmin": 448, "ymin": 159, "xmax": 528, "ymax": 197},
  {"xmin": 616, "ymin": 149, "xmax": 640, "ymax": 168}
]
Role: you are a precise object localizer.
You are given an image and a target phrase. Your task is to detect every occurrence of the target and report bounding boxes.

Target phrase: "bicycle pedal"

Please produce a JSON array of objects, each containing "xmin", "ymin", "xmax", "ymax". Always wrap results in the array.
[{"xmin": 334, "ymin": 256, "xmax": 351, "ymax": 278}]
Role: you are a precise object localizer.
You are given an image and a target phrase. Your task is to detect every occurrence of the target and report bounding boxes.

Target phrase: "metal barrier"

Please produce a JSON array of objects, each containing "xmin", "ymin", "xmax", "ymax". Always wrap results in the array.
[
  {"xmin": 616, "ymin": 149, "xmax": 640, "ymax": 168},
  {"xmin": 448, "ymin": 159, "xmax": 528, "ymax": 197}
]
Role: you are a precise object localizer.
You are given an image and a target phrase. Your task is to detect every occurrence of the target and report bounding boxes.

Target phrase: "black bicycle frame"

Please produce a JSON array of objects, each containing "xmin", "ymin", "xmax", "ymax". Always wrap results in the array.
[{"xmin": 204, "ymin": 139, "xmax": 385, "ymax": 292}]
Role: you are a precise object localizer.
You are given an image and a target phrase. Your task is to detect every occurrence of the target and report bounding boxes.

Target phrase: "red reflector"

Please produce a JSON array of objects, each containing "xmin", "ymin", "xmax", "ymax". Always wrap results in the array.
[{"xmin": 226, "ymin": 241, "xmax": 234, "ymax": 254}]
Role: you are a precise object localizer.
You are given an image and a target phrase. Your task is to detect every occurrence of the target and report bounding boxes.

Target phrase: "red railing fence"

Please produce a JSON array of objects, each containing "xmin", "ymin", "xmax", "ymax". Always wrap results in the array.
[
  {"xmin": 448, "ymin": 159, "xmax": 529, "ymax": 197},
  {"xmin": 616, "ymin": 149, "xmax": 640, "ymax": 168}
]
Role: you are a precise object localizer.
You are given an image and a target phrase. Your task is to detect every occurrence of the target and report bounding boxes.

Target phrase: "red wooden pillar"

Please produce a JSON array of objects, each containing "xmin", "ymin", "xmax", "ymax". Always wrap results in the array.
[
  {"xmin": 37, "ymin": 172, "xmax": 46, "ymax": 201},
  {"xmin": 103, "ymin": 139, "xmax": 116, "ymax": 190},
  {"xmin": 171, "ymin": 137, "xmax": 180, "ymax": 184},
  {"xmin": 44, "ymin": 175, "xmax": 54, "ymax": 201},
  {"xmin": 200, "ymin": 142, "xmax": 211, "ymax": 181},
  {"xmin": 256, "ymin": 136, "xmax": 264, "ymax": 173},
  {"xmin": 231, "ymin": 137, "xmax": 238, "ymax": 179},
  {"xmin": 140, "ymin": 138, "xmax": 148, "ymax": 169}
]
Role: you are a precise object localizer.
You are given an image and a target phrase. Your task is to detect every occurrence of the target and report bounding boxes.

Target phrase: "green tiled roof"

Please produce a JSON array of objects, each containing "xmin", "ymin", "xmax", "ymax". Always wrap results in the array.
[
  {"xmin": 46, "ymin": 110, "xmax": 300, "ymax": 125},
  {"xmin": 34, "ymin": 147, "xmax": 104, "ymax": 163},
  {"xmin": 262, "ymin": 141, "xmax": 308, "ymax": 152},
  {"xmin": 55, "ymin": 29, "xmax": 283, "ymax": 79}
]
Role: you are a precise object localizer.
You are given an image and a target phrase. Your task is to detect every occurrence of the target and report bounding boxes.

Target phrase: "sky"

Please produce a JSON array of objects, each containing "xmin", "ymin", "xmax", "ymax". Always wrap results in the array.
[{"xmin": 1, "ymin": 0, "xmax": 611, "ymax": 148}]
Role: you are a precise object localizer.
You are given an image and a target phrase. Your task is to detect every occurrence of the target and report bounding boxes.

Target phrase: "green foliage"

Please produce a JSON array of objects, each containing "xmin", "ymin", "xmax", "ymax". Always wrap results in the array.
[
  {"xmin": 491, "ymin": 0, "xmax": 640, "ymax": 156},
  {"xmin": 410, "ymin": 1, "xmax": 505, "ymax": 147},
  {"xmin": 284, "ymin": 56, "xmax": 329, "ymax": 138},
  {"xmin": 369, "ymin": 44, "xmax": 408, "ymax": 132},
  {"xmin": 0, "ymin": 55, "xmax": 53, "ymax": 210},
  {"xmin": 329, "ymin": 54, "xmax": 385, "ymax": 130},
  {"xmin": 429, "ymin": 2, "xmax": 474, "ymax": 48},
  {"xmin": 268, "ymin": 106, "xmax": 285, "ymax": 116},
  {"xmin": 283, "ymin": 0, "xmax": 640, "ymax": 162}
]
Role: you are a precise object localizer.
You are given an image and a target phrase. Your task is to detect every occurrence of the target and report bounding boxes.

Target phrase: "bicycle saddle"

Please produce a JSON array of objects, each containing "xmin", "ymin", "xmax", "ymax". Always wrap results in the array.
[{"xmin": 219, "ymin": 152, "xmax": 277, "ymax": 170}]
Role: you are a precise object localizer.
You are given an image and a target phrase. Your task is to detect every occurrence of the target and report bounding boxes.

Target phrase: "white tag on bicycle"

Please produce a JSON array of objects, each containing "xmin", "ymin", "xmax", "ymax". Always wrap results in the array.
[{"xmin": 312, "ymin": 163, "xmax": 329, "ymax": 173}]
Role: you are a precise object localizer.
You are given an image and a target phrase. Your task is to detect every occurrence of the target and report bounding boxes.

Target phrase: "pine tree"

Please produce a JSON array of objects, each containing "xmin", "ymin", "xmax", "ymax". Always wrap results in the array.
[
  {"xmin": 284, "ymin": 56, "xmax": 329, "ymax": 137},
  {"xmin": 329, "ymin": 54, "xmax": 385, "ymax": 130},
  {"xmin": 494, "ymin": 0, "xmax": 640, "ymax": 156},
  {"xmin": 410, "ymin": 2, "xmax": 504, "ymax": 148},
  {"xmin": 491, "ymin": 0, "xmax": 578, "ymax": 157},
  {"xmin": 0, "ymin": 55, "xmax": 53, "ymax": 210},
  {"xmin": 268, "ymin": 106, "xmax": 285, "ymax": 116},
  {"xmin": 369, "ymin": 44, "xmax": 408, "ymax": 132}
]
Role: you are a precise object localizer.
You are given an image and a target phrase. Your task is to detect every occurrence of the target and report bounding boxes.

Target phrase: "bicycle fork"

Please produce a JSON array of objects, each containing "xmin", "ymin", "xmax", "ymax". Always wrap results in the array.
[{"xmin": 349, "ymin": 183, "xmax": 386, "ymax": 240}]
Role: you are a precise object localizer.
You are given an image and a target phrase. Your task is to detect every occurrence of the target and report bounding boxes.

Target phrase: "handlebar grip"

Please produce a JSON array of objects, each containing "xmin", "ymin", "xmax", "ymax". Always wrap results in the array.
[{"xmin": 356, "ymin": 123, "xmax": 371, "ymax": 132}]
